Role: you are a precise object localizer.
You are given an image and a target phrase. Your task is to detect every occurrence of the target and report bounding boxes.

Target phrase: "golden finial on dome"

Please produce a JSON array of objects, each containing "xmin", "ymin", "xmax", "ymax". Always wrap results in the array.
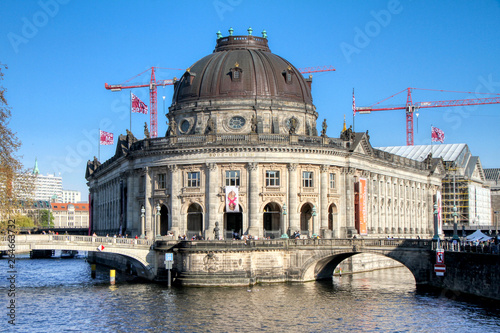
[{"xmin": 235, "ymin": 62, "xmax": 239, "ymax": 68}]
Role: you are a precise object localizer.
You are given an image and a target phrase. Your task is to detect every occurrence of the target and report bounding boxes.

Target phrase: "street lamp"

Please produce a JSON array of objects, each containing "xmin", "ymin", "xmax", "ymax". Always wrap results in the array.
[
  {"xmin": 140, "ymin": 205, "xmax": 145, "ymax": 239},
  {"xmin": 452, "ymin": 205, "xmax": 459, "ymax": 240},
  {"xmin": 433, "ymin": 202, "xmax": 439, "ymax": 241},
  {"xmin": 156, "ymin": 202, "xmax": 161, "ymax": 237},
  {"xmin": 495, "ymin": 211, "xmax": 499, "ymax": 237}
]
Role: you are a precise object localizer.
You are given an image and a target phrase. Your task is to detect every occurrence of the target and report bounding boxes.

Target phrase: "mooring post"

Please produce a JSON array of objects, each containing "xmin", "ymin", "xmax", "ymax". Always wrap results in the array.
[
  {"xmin": 110, "ymin": 270, "xmax": 116, "ymax": 285},
  {"xmin": 91, "ymin": 264, "xmax": 96, "ymax": 279}
]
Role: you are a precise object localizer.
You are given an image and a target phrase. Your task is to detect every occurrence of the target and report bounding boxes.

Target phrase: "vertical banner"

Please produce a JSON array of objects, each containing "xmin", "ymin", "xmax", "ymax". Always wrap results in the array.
[
  {"xmin": 354, "ymin": 178, "xmax": 368, "ymax": 235},
  {"xmin": 225, "ymin": 186, "xmax": 239, "ymax": 213}
]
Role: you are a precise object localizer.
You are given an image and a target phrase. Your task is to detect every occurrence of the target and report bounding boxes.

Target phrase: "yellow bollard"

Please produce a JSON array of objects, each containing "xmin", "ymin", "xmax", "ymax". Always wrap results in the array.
[
  {"xmin": 91, "ymin": 264, "xmax": 96, "ymax": 279},
  {"xmin": 110, "ymin": 269, "xmax": 116, "ymax": 285}
]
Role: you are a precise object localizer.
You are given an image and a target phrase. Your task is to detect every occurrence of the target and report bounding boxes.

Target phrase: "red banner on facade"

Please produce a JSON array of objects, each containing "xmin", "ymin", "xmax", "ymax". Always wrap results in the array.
[{"xmin": 354, "ymin": 178, "xmax": 367, "ymax": 235}]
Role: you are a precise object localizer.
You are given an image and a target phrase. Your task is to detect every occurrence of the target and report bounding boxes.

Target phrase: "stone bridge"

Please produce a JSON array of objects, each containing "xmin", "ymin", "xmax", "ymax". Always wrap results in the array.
[
  {"xmin": 156, "ymin": 238, "xmax": 434, "ymax": 286},
  {"xmin": 1, "ymin": 235, "xmax": 435, "ymax": 286},
  {"xmin": 0, "ymin": 235, "xmax": 157, "ymax": 280}
]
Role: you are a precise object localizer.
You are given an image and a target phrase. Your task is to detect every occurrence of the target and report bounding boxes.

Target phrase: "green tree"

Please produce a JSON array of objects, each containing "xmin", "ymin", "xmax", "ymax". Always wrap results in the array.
[
  {"xmin": 12, "ymin": 214, "xmax": 34, "ymax": 228},
  {"xmin": 0, "ymin": 63, "xmax": 34, "ymax": 228},
  {"xmin": 39, "ymin": 209, "xmax": 54, "ymax": 228}
]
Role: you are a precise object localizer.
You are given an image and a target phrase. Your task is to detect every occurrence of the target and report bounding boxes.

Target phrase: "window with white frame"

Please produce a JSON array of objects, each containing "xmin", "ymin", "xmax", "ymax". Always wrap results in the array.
[
  {"xmin": 329, "ymin": 173, "xmax": 336, "ymax": 189},
  {"xmin": 187, "ymin": 172, "xmax": 200, "ymax": 187},
  {"xmin": 158, "ymin": 173, "xmax": 167, "ymax": 189},
  {"xmin": 225, "ymin": 170, "xmax": 240, "ymax": 186},
  {"xmin": 303, "ymin": 171, "xmax": 313, "ymax": 188},
  {"xmin": 266, "ymin": 170, "xmax": 280, "ymax": 187}
]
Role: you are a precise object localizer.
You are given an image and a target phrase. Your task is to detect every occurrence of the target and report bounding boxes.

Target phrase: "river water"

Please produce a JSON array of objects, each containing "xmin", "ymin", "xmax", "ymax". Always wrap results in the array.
[{"xmin": 1, "ymin": 255, "xmax": 499, "ymax": 332}]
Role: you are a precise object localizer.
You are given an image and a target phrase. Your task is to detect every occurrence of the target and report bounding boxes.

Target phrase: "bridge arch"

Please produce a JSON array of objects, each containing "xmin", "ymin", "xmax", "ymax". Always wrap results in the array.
[
  {"xmin": 1, "ymin": 235, "xmax": 157, "ymax": 281},
  {"xmin": 299, "ymin": 248, "xmax": 431, "ymax": 285}
]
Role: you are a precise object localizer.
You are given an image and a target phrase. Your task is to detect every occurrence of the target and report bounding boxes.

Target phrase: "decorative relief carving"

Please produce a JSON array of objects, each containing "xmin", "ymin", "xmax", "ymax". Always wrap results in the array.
[
  {"xmin": 203, "ymin": 252, "xmax": 219, "ymax": 272},
  {"xmin": 361, "ymin": 170, "xmax": 370, "ymax": 178},
  {"xmin": 287, "ymin": 163, "xmax": 298, "ymax": 172},
  {"xmin": 206, "ymin": 162, "xmax": 217, "ymax": 171},
  {"xmin": 320, "ymin": 165, "xmax": 329, "ymax": 173},
  {"xmin": 167, "ymin": 165, "xmax": 179, "ymax": 173},
  {"xmin": 247, "ymin": 162, "xmax": 259, "ymax": 171}
]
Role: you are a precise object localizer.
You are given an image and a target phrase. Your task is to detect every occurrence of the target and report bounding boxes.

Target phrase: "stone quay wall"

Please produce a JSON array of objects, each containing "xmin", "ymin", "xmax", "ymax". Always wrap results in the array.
[{"xmin": 427, "ymin": 251, "xmax": 500, "ymax": 301}]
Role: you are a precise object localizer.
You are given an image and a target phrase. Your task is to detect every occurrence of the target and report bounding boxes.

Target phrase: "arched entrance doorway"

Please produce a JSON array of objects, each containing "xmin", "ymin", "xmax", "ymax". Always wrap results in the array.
[
  {"xmin": 328, "ymin": 203, "xmax": 337, "ymax": 231},
  {"xmin": 224, "ymin": 205, "xmax": 243, "ymax": 239},
  {"xmin": 187, "ymin": 203, "xmax": 203, "ymax": 239},
  {"xmin": 300, "ymin": 203, "xmax": 313, "ymax": 237},
  {"xmin": 263, "ymin": 202, "xmax": 281, "ymax": 239},
  {"xmin": 160, "ymin": 205, "xmax": 169, "ymax": 236}
]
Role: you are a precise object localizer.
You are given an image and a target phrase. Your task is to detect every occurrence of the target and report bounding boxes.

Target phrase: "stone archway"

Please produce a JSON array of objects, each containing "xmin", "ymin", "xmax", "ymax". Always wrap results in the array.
[
  {"xmin": 263, "ymin": 202, "xmax": 281, "ymax": 239},
  {"xmin": 187, "ymin": 203, "xmax": 203, "ymax": 238},
  {"xmin": 224, "ymin": 205, "xmax": 243, "ymax": 239},
  {"xmin": 160, "ymin": 205, "xmax": 169, "ymax": 236},
  {"xmin": 328, "ymin": 203, "xmax": 337, "ymax": 231},
  {"xmin": 300, "ymin": 203, "xmax": 313, "ymax": 236}
]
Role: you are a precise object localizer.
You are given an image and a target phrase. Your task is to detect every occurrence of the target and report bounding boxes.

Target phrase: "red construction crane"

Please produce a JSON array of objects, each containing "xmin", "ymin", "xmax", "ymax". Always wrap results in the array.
[
  {"xmin": 298, "ymin": 65, "xmax": 336, "ymax": 74},
  {"xmin": 105, "ymin": 65, "xmax": 335, "ymax": 138},
  {"xmin": 354, "ymin": 87, "xmax": 500, "ymax": 145},
  {"xmin": 105, "ymin": 67, "xmax": 182, "ymax": 138}
]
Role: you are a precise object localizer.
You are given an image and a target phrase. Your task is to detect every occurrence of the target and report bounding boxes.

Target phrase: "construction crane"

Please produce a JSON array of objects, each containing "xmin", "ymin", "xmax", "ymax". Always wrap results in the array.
[
  {"xmin": 354, "ymin": 87, "xmax": 500, "ymax": 145},
  {"xmin": 105, "ymin": 65, "xmax": 335, "ymax": 138},
  {"xmin": 105, "ymin": 67, "xmax": 182, "ymax": 138}
]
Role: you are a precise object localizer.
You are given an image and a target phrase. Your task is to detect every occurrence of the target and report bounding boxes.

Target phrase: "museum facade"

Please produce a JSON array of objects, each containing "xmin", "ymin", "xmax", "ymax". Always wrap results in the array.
[{"xmin": 86, "ymin": 31, "xmax": 444, "ymax": 239}]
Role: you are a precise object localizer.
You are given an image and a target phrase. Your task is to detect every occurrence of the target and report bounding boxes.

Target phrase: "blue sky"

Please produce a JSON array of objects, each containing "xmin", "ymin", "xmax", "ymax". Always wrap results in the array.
[{"xmin": 2, "ymin": 0, "xmax": 500, "ymax": 199}]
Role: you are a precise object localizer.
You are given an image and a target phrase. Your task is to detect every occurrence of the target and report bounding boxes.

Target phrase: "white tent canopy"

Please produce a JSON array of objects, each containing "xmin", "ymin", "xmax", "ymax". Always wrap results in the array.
[{"xmin": 465, "ymin": 229, "xmax": 492, "ymax": 242}]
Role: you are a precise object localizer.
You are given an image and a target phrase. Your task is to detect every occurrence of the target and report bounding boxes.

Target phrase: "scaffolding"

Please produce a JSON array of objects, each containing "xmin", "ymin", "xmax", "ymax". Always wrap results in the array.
[{"xmin": 442, "ymin": 174, "xmax": 491, "ymax": 226}]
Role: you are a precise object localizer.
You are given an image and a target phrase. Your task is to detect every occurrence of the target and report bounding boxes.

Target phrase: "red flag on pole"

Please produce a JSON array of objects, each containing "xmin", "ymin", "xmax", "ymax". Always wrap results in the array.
[
  {"xmin": 431, "ymin": 126, "xmax": 445, "ymax": 143},
  {"xmin": 100, "ymin": 130, "xmax": 114, "ymax": 145},
  {"xmin": 131, "ymin": 93, "xmax": 148, "ymax": 114}
]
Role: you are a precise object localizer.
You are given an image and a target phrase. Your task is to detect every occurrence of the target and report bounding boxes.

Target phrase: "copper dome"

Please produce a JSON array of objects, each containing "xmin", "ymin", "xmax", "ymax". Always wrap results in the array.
[{"xmin": 171, "ymin": 34, "xmax": 313, "ymax": 106}]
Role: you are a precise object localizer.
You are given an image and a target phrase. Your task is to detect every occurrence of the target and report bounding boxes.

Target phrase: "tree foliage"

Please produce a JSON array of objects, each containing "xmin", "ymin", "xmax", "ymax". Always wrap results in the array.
[
  {"xmin": 0, "ymin": 63, "xmax": 34, "ymax": 224},
  {"xmin": 39, "ymin": 209, "xmax": 54, "ymax": 228}
]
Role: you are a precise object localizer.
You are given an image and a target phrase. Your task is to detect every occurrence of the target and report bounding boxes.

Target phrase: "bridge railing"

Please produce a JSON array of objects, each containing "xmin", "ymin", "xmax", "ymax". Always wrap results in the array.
[
  {"xmin": 174, "ymin": 238, "xmax": 432, "ymax": 250},
  {"xmin": 0, "ymin": 235, "xmax": 153, "ymax": 247}
]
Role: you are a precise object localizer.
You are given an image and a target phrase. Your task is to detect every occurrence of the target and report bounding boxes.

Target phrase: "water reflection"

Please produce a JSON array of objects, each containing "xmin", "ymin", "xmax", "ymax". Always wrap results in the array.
[{"xmin": 1, "ymin": 258, "xmax": 499, "ymax": 332}]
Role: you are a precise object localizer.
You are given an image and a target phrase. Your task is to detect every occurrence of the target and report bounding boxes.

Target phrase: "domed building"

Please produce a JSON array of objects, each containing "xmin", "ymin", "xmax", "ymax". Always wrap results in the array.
[{"xmin": 86, "ymin": 30, "xmax": 444, "ymax": 240}]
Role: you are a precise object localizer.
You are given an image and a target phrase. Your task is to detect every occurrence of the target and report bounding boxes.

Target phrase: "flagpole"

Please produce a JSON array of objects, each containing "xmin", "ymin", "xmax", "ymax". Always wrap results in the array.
[
  {"xmin": 98, "ymin": 128, "xmax": 101, "ymax": 162},
  {"xmin": 430, "ymin": 124, "xmax": 433, "ymax": 158},
  {"xmin": 352, "ymin": 88, "xmax": 355, "ymax": 133},
  {"xmin": 130, "ymin": 91, "xmax": 132, "ymax": 133}
]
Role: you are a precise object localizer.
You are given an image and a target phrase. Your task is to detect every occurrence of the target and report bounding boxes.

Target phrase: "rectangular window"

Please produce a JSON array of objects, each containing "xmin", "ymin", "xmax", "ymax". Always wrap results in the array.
[
  {"xmin": 329, "ymin": 173, "xmax": 336, "ymax": 189},
  {"xmin": 266, "ymin": 170, "xmax": 280, "ymax": 187},
  {"xmin": 158, "ymin": 173, "xmax": 167, "ymax": 189},
  {"xmin": 225, "ymin": 170, "xmax": 240, "ymax": 186},
  {"xmin": 187, "ymin": 172, "xmax": 200, "ymax": 187},
  {"xmin": 303, "ymin": 171, "xmax": 313, "ymax": 188}
]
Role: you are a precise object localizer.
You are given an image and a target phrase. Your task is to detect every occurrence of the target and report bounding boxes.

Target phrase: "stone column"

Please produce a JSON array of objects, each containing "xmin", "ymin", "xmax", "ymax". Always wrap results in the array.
[
  {"xmin": 144, "ymin": 167, "xmax": 153, "ymax": 237},
  {"xmin": 247, "ymin": 162, "xmax": 260, "ymax": 237},
  {"xmin": 343, "ymin": 167, "xmax": 357, "ymax": 237},
  {"xmin": 168, "ymin": 165, "xmax": 180, "ymax": 237},
  {"xmin": 288, "ymin": 163, "xmax": 299, "ymax": 234},
  {"xmin": 320, "ymin": 165, "xmax": 329, "ymax": 235},
  {"xmin": 206, "ymin": 163, "xmax": 219, "ymax": 239}
]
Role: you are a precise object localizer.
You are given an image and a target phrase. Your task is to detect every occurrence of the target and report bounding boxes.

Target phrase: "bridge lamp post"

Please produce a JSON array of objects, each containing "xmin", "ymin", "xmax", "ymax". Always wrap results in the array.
[
  {"xmin": 312, "ymin": 205, "xmax": 317, "ymax": 237},
  {"xmin": 452, "ymin": 205, "xmax": 459, "ymax": 241},
  {"xmin": 156, "ymin": 202, "xmax": 161, "ymax": 237},
  {"xmin": 140, "ymin": 205, "xmax": 145, "ymax": 239},
  {"xmin": 433, "ymin": 202, "xmax": 439, "ymax": 241},
  {"xmin": 495, "ymin": 211, "xmax": 499, "ymax": 237}
]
